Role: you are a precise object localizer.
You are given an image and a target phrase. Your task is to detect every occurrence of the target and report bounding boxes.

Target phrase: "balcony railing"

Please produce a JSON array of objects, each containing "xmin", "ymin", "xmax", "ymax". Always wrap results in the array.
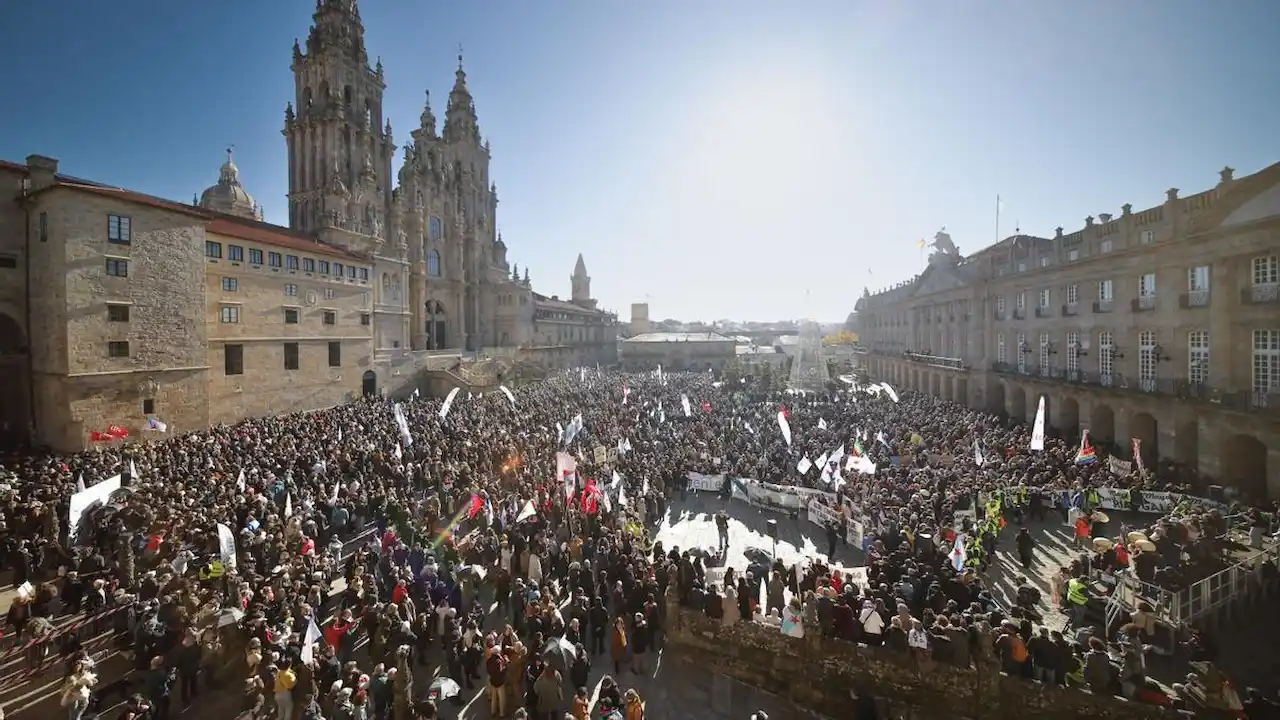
[
  {"xmin": 1243, "ymin": 284, "xmax": 1280, "ymax": 304},
  {"xmin": 1035, "ymin": 306, "xmax": 1052, "ymax": 318},
  {"xmin": 1012, "ymin": 307, "xmax": 1026, "ymax": 320},
  {"xmin": 903, "ymin": 351, "xmax": 967, "ymax": 370},
  {"xmin": 1179, "ymin": 290, "xmax": 1210, "ymax": 308},
  {"xmin": 988, "ymin": 364, "xmax": 1279, "ymax": 416},
  {"xmin": 1062, "ymin": 302, "xmax": 1079, "ymax": 316},
  {"xmin": 993, "ymin": 309, "xmax": 1006, "ymax": 321},
  {"xmin": 1132, "ymin": 295, "xmax": 1156, "ymax": 312},
  {"xmin": 1094, "ymin": 300, "xmax": 1113, "ymax": 313}
]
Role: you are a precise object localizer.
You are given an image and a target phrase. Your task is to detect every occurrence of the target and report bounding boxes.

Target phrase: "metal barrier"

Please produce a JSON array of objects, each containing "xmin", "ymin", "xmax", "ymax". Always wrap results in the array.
[{"xmin": 1110, "ymin": 543, "xmax": 1279, "ymax": 628}]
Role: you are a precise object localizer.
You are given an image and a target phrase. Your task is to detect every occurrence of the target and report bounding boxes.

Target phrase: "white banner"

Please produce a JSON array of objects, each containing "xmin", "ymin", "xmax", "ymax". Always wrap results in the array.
[
  {"xmin": 68, "ymin": 474, "xmax": 122, "ymax": 543},
  {"xmin": 217, "ymin": 522, "xmax": 238, "ymax": 572}
]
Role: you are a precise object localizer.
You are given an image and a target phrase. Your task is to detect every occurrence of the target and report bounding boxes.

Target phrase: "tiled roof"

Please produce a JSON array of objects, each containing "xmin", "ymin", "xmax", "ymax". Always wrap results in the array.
[
  {"xmin": 25, "ymin": 179, "xmax": 365, "ymax": 262},
  {"xmin": 624, "ymin": 332, "xmax": 734, "ymax": 343}
]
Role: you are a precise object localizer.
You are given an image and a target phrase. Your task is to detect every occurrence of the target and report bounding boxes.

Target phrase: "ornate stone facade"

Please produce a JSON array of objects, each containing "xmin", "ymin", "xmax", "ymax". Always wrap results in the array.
[
  {"xmin": 853, "ymin": 164, "xmax": 1280, "ymax": 500},
  {"xmin": 0, "ymin": 0, "xmax": 618, "ymax": 451}
]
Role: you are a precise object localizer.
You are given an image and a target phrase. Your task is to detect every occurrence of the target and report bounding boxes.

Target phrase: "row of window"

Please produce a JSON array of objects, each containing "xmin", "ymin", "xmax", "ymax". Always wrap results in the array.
[
  {"xmin": 218, "ymin": 305, "xmax": 371, "ymax": 327},
  {"xmin": 206, "ymin": 240, "xmax": 369, "ymax": 282},
  {"xmin": 994, "ymin": 255, "xmax": 1279, "ymax": 314},
  {"xmin": 994, "ymin": 329, "xmax": 1279, "ymax": 394},
  {"xmin": 1001, "ymin": 230, "xmax": 1157, "ymax": 275},
  {"xmin": 223, "ymin": 342, "xmax": 343, "ymax": 374},
  {"xmin": 868, "ymin": 255, "xmax": 1279, "ymax": 328}
]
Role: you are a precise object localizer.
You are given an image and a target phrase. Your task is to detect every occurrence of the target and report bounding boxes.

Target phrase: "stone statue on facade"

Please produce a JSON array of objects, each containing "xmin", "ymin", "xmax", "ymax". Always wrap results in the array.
[{"xmin": 927, "ymin": 227, "xmax": 962, "ymax": 266}]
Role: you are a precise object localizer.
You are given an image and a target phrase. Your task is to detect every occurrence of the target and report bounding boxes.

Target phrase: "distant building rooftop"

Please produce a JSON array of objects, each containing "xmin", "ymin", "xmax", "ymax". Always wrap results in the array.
[
  {"xmin": 736, "ymin": 345, "xmax": 780, "ymax": 355},
  {"xmin": 623, "ymin": 332, "xmax": 734, "ymax": 343}
]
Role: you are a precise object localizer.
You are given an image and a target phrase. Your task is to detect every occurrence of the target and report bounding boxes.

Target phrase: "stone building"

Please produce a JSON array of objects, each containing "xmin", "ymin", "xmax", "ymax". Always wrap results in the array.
[
  {"xmin": 854, "ymin": 163, "xmax": 1280, "ymax": 500},
  {"xmin": 0, "ymin": 0, "xmax": 617, "ymax": 450},
  {"xmin": 620, "ymin": 332, "xmax": 737, "ymax": 372}
]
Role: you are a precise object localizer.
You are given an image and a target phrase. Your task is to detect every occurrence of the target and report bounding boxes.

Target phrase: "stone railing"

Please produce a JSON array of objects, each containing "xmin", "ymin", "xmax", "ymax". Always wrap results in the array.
[{"xmin": 664, "ymin": 600, "xmax": 1167, "ymax": 720}]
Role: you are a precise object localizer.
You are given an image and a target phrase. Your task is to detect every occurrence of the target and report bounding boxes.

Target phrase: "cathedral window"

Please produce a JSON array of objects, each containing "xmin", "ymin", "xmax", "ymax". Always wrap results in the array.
[
  {"xmin": 429, "ymin": 216, "xmax": 443, "ymax": 241},
  {"xmin": 427, "ymin": 249, "xmax": 442, "ymax": 278}
]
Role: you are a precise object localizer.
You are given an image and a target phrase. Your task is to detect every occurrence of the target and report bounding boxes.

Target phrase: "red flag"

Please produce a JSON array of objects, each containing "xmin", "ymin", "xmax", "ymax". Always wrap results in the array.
[
  {"xmin": 107, "ymin": 424, "xmax": 129, "ymax": 439},
  {"xmin": 89, "ymin": 431, "xmax": 107, "ymax": 442},
  {"xmin": 777, "ymin": 406, "xmax": 790, "ymax": 419},
  {"xmin": 467, "ymin": 493, "xmax": 484, "ymax": 520},
  {"xmin": 701, "ymin": 401, "xmax": 712, "ymax": 413}
]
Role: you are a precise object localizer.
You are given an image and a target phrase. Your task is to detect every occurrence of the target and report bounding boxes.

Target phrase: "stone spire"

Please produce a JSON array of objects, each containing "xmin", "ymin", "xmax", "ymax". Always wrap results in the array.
[
  {"xmin": 571, "ymin": 254, "xmax": 592, "ymax": 307},
  {"xmin": 305, "ymin": 0, "xmax": 368, "ymax": 65},
  {"xmin": 418, "ymin": 90, "xmax": 438, "ymax": 139},
  {"xmin": 442, "ymin": 47, "xmax": 481, "ymax": 144}
]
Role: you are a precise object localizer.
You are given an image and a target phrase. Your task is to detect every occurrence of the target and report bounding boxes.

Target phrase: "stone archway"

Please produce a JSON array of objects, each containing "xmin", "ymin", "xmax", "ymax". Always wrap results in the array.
[
  {"xmin": 1059, "ymin": 396, "xmax": 1080, "ymax": 440},
  {"xmin": 1221, "ymin": 434, "xmax": 1267, "ymax": 500},
  {"xmin": 1174, "ymin": 421, "xmax": 1199, "ymax": 470},
  {"xmin": 0, "ymin": 312, "xmax": 29, "ymax": 450},
  {"xmin": 988, "ymin": 381, "xmax": 1006, "ymax": 417},
  {"xmin": 1131, "ymin": 412, "xmax": 1158, "ymax": 466},
  {"xmin": 1089, "ymin": 403, "xmax": 1116, "ymax": 444},
  {"xmin": 362, "ymin": 370, "xmax": 377, "ymax": 398},
  {"xmin": 1008, "ymin": 385, "xmax": 1027, "ymax": 425}
]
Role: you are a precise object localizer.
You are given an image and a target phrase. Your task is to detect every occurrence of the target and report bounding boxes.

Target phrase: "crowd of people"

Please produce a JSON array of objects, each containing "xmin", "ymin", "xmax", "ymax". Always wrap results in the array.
[{"xmin": 0, "ymin": 365, "xmax": 1275, "ymax": 720}]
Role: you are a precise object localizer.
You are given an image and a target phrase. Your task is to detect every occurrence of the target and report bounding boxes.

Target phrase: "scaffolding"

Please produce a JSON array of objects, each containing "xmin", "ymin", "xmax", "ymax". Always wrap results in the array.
[{"xmin": 788, "ymin": 320, "xmax": 830, "ymax": 391}]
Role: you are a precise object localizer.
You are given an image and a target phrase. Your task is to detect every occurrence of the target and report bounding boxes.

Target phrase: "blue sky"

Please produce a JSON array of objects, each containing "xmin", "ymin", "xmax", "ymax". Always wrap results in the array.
[{"xmin": 2, "ymin": 1, "xmax": 1277, "ymax": 323}]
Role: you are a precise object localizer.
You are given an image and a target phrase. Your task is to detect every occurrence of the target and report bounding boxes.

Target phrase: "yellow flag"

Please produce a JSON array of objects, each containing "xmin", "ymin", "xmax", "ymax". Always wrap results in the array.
[{"xmin": 915, "ymin": 238, "xmax": 926, "ymax": 249}]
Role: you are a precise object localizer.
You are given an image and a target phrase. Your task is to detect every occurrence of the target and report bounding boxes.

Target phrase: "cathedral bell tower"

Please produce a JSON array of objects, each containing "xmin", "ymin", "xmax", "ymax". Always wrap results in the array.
[
  {"xmin": 282, "ymin": 0, "xmax": 395, "ymax": 254},
  {"xmin": 571, "ymin": 254, "xmax": 596, "ymax": 309}
]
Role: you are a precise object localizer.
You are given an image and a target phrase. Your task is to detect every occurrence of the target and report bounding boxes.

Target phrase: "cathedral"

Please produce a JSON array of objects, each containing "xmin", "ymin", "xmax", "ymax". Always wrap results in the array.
[
  {"xmin": 200, "ymin": 0, "xmax": 615, "ymax": 354},
  {"xmin": 0, "ymin": 0, "xmax": 616, "ymax": 451}
]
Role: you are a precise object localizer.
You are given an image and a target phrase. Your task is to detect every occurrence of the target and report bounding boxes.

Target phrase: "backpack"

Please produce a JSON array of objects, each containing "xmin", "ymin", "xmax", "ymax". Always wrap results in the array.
[{"xmin": 1008, "ymin": 634, "xmax": 1028, "ymax": 663}]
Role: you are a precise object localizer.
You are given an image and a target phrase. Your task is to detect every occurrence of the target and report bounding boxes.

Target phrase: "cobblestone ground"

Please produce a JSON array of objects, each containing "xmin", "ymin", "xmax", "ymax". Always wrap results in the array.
[{"xmin": 651, "ymin": 490, "xmax": 1088, "ymax": 632}]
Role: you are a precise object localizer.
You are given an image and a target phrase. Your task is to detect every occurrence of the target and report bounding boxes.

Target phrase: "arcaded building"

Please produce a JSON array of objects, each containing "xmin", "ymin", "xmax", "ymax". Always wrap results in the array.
[{"xmin": 854, "ymin": 164, "xmax": 1280, "ymax": 500}]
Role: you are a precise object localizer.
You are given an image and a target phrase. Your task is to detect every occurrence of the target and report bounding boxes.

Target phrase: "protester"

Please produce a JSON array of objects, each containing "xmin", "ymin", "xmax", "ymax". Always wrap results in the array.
[{"xmin": 0, "ymin": 366, "xmax": 1272, "ymax": 719}]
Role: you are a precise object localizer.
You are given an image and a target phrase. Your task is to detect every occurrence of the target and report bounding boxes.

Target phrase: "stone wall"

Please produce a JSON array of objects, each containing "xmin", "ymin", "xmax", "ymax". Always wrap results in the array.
[{"xmin": 664, "ymin": 602, "xmax": 1166, "ymax": 720}]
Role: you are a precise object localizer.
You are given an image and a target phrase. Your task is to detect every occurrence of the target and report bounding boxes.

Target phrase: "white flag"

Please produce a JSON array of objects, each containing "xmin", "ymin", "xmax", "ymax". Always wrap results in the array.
[
  {"xmin": 777, "ymin": 412, "xmax": 792, "ymax": 446},
  {"xmin": 681, "ymin": 394, "xmax": 692, "ymax": 417},
  {"xmin": 1030, "ymin": 395, "xmax": 1046, "ymax": 451},
  {"xmin": 438, "ymin": 387, "xmax": 460, "ymax": 420},
  {"xmin": 236, "ymin": 468, "xmax": 246, "ymax": 492},
  {"xmin": 797, "ymin": 456, "xmax": 813, "ymax": 474},
  {"xmin": 285, "ymin": 492, "xmax": 293, "ymax": 518},
  {"xmin": 129, "ymin": 459, "xmax": 140, "ymax": 482},
  {"xmin": 516, "ymin": 499, "xmax": 537, "ymax": 523},
  {"xmin": 974, "ymin": 439, "xmax": 985, "ymax": 467},
  {"xmin": 300, "ymin": 617, "xmax": 323, "ymax": 665},
  {"xmin": 393, "ymin": 402, "xmax": 414, "ymax": 446},
  {"xmin": 878, "ymin": 382, "xmax": 900, "ymax": 403},
  {"xmin": 76, "ymin": 474, "xmax": 86, "ymax": 492},
  {"xmin": 499, "ymin": 385, "xmax": 516, "ymax": 407},
  {"xmin": 818, "ymin": 418, "xmax": 828, "ymax": 430}
]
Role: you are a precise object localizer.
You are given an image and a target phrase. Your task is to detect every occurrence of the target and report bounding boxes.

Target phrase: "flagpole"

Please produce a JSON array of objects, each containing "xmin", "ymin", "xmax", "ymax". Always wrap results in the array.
[{"xmin": 996, "ymin": 193, "xmax": 1001, "ymax": 243}]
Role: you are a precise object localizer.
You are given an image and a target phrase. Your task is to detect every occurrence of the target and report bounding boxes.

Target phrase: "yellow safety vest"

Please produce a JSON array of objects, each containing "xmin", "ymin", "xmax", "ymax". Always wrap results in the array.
[
  {"xmin": 201, "ymin": 560, "xmax": 225, "ymax": 580},
  {"xmin": 1066, "ymin": 579, "xmax": 1088, "ymax": 606}
]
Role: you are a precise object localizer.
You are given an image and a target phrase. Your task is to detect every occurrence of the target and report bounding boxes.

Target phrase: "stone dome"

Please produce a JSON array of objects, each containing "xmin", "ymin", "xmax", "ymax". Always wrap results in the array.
[{"xmin": 198, "ymin": 149, "xmax": 263, "ymax": 221}]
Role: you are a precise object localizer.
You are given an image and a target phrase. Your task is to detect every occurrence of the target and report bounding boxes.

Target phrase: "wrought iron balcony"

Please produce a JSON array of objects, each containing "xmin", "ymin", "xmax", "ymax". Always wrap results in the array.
[
  {"xmin": 1132, "ymin": 295, "xmax": 1156, "ymax": 312},
  {"xmin": 1062, "ymin": 302, "xmax": 1079, "ymax": 316},
  {"xmin": 1035, "ymin": 306, "xmax": 1052, "ymax": 318},
  {"xmin": 1242, "ymin": 284, "xmax": 1279, "ymax": 304},
  {"xmin": 1179, "ymin": 290, "xmax": 1210, "ymax": 308},
  {"xmin": 1012, "ymin": 307, "xmax": 1026, "ymax": 320},
  {"xmin": 903, "ymin": 351, "xmax": 967, "ymax": 370},
  {"xmin": 1093, "ymin": 300, "xmax": 1113, "ymax": 313},
  {"xmin": 987, "ymin": 364, "xmax": 1279, "ymax": 416}
]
